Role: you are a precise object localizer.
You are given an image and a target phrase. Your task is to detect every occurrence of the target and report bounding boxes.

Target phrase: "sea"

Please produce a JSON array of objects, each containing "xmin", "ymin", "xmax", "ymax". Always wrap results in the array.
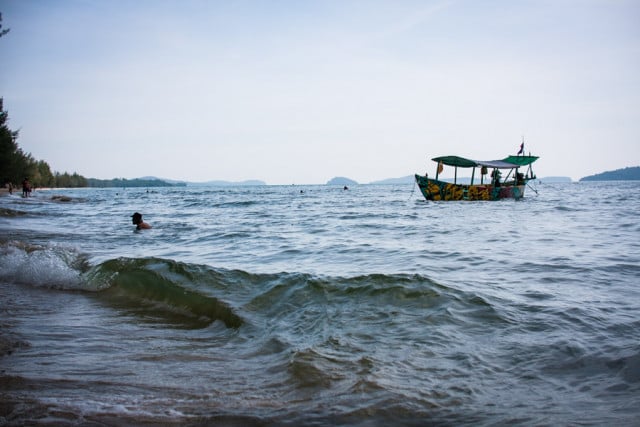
[{"xmin": 1, "ymin": 181, "xmax": 638, "ymax": 426}]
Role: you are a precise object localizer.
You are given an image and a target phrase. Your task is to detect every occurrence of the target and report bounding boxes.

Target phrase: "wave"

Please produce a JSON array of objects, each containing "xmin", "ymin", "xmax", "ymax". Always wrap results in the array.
[
  {"xmin": 0, "ymin": 240, "xmax": 88, "ymax": 289},
  {"xmin": 1, "ymin": 240, "xmax": 513, "ymax": 333},
  {"xmin": 0, "ymin": 241, "xmax": 241, "ymax": 329},
  {"xmin": 85, "ymin": 257, "xmax": 243, "ymax": 329}
]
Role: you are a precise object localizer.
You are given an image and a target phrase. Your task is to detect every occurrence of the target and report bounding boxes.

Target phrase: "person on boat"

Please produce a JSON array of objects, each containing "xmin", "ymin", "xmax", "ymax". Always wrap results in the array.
[
  {"xmin": 131, "ymin": 212, "xmax": 152, "ymax": 230},
  {"xmin": 491, "ymin": 169, "xmax": 501, "ymax": 187}
]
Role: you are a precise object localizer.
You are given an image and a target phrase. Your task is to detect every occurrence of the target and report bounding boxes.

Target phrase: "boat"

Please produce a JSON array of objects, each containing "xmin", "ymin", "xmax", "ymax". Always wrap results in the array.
[{"xmin": 414, "ymin": 152, "xmax": 538, "ymax": 201}]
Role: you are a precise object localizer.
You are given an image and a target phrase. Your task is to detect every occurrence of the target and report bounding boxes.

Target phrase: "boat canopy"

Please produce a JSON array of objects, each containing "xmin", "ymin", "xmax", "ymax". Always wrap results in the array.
[
  {"xmin": 502, "ymin": 155, "xmax": 539, "ymax": 166},
  {"xmin": 431, "ymin": 156, "xmax": 478, "ymax": 168},
  {"xmin": 432, "ymin": 155, "xmax": 538, "ymax": 169},
  {"xmin": 475, "ymin": 160, "xmax": 522, "ymax": 169}
]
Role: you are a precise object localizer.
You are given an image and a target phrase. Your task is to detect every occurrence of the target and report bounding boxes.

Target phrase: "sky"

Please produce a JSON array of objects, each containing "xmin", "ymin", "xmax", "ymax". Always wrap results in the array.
[{"xmin": 1, "ymin": 0, "xmax": 639, "ymax": 184}]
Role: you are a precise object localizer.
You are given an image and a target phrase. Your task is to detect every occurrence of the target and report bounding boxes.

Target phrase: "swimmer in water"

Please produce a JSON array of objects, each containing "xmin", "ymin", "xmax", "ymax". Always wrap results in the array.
[{"xmin": 131, "ymin": 212, "xmax": 151, "ymax": 230}]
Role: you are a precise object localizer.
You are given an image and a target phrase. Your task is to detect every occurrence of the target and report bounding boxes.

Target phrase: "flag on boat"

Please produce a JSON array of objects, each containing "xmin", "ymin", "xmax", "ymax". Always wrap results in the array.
[{"xmin": 517, "ymin": 142, "xmax": 524, "ymax": 155}]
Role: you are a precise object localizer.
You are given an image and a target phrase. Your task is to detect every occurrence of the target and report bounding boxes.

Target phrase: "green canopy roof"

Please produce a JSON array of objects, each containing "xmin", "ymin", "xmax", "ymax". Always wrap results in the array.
[
  {"xmin": 502, "ymin": 155, "xmax": 539, "ymax": 166},
  {"xmin": 431, "ymin": 156, "xmax": 478, "ymax": 168},
  {"xmin": 432, "ymin": 154, "xmax": 539, "ymax": 169}
]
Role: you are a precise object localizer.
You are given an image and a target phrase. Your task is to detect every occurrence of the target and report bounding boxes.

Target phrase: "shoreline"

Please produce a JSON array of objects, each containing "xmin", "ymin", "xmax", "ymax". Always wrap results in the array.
[{"xmin": 0, "ymin": 187, "xmax": 54, "ymax": 196}]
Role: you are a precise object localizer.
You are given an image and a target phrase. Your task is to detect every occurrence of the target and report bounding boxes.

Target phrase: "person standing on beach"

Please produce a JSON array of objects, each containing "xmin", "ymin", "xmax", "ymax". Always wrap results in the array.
[
  {"xmin": 22, "ymin": 178, "xmax": 31, "ymax": 197},
  {"xmin": 131, "ymin": 212, "xmax": 152, "ymax": 230}
]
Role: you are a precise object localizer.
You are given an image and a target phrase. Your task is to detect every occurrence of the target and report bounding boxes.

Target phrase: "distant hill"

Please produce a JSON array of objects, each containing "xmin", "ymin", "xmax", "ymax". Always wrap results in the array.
[
  {"xmin": 327, "ymin": 177, "xmax": 358, "ymax": 186},
  {"xmin": 370, "ymin": 175, "xmax": 414, "ymax": 185},
  {"xmin": 139, "ymin": 176, "xmax": 187, "ymax": 185},
  {"xmin": 140, "ymin": 176, "xmax": 265, "ymax": 186},
  {"xmin": 87, "ymin": 177, "xmax": 185, "ymax": 188},
  {"xmin": 370, "ymin": 175, "xmax": 572, "ymax": 184},
  {"xmin": 539, "ymin": 176, "xmax": 572, "ymax": 183},
  {"xmin": 88, "ymin": 176, "xmax": 265, "ymax": 187},
  {"xmin": 580, "ymin": 166, "xmax": 640, "ymax": 181},
  {"xmin": 190, "ymin": 180, "xmax": 266, "ymax": 186}
]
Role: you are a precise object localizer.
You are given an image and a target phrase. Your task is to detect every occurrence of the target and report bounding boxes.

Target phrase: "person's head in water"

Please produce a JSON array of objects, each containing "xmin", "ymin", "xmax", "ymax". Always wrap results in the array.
[{"xmin": 131, "ymin": 212, "xmax": 151, "ymax": 230}]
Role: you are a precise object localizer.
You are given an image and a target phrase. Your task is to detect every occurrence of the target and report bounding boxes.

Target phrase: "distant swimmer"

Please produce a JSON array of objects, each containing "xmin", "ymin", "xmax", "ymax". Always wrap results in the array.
[{"xmin": 131, "ymin": 212, "xmax": 151, "ymax": 230}]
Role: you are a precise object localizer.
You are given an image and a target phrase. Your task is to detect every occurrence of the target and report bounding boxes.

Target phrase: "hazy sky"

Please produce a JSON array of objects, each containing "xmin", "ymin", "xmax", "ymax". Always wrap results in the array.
[{"xmin": 1, "ymin": 0, "xmax": 639, "ymax": 184}]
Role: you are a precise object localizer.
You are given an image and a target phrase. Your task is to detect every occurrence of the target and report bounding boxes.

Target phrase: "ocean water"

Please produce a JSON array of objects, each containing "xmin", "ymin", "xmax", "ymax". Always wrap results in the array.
[{"xmin": 1, "ymin": 182, "xmax": 639, "ymax": 426}]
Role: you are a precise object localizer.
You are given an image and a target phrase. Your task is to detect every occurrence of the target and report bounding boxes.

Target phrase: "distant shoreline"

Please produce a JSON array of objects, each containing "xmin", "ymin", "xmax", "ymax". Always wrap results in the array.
[{"xmin": 5, "ymin": 179, "xmax": 639, "ymax": 196}]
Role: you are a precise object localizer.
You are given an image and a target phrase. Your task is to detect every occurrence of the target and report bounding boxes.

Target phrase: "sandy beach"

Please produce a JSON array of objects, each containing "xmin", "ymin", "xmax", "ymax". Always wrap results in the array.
[{"xmin": 1, "ymin": 186, "xmax": 53, "ymax": 196}]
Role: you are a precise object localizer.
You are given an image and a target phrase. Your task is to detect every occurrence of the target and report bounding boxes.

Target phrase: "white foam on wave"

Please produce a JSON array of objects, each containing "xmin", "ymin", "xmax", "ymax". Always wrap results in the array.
[
  {"xmin": 0, "ymin": 241, "xmax": 86, "ymax": 290},
  {"xmin": 36, "ymin": 395, "xmax": 189, "ymax": 424}
]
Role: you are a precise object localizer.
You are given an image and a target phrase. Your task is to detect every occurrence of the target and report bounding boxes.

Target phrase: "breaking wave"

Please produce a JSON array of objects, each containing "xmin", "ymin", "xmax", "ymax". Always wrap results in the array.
[{"xmin": 0, "ymin": 241, "xmax": 241, "ymax": 329}]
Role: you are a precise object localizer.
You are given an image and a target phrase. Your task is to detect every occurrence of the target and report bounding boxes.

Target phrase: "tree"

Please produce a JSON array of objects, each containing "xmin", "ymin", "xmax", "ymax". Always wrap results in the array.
[
  {"xmin": 37, "ymin": 160, "xmax": 56, "ymax": 187},
  {"xmin": 0, "ymin": 99, "xmax": 23, "ymax": 184},
  {"xmin": 0, "ymin": 99, "xmax": 44, "ymax": 186},
  {"xmin": 0, "ymin": 14, "xmax": 21, "ymax": 187},
  {"xmin": 0, "ymin": 13, "xmax": 10, "ymax": 38},
  {"xmin": 54, "ymin": 172, "xmax": 87, "ymax": 188},
  {"xmin": 1, "ymin": 13, "xmax": 87, "ymax": 189}
]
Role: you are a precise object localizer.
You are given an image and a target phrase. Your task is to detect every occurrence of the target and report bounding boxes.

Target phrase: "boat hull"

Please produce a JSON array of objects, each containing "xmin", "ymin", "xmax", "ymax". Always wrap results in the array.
[{"xmin": 414, "ymin": 175, "xmax": 526, "ymax": 201}]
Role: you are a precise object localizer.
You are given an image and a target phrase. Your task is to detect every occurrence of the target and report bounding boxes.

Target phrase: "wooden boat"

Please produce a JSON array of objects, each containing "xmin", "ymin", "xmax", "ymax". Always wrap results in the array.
[{"xmin": 415, "ymin": 153, "xmax": 538, "ymax": 201}]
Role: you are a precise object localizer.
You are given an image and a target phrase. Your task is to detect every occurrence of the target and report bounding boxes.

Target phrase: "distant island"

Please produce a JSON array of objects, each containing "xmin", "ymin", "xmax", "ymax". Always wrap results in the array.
[
  {"xmin": 538, "ymin": 176, "xmax": 572, "ymax": 183},
  {"xmin": 369, "ymin": 175, "xmax": 573, "ymax": 185},
  {"xmin": 85, "ymin": 177, "xmax": 266, "ymax": 188},
  {"xmin": 370, "ymin": 176, "xmax": 415, "ymax": 185},
  {"xmin": 68, "ymin": 169, "xmax": 640, "ymax": 189},
  {"xmin": 108, "ymin": 174, "xmax": 587, "ymax": 188},
  {"xmin": 87, "ymin": 177, "xmax": 186, "ymax": 188},
  {"xmin": 580, "ymin": 166, "xmax": 640, "ymax": 181},
  {"xmin": 140, "ymin": 176, "xmax": 265, "ymax": 186},
  {"xmin": 190, "ymin": 179, "xmax": 266, "ymax": 186},
  {"xmin": 327, "ymin": 177, "xmax": 358, "ymax": 186}
]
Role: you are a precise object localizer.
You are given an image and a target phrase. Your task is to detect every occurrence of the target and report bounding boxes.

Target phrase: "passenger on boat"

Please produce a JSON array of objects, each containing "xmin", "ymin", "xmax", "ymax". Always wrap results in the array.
[{"xmin": 491, "ymin": 170, "xmax": 501, "ymax": 187}]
